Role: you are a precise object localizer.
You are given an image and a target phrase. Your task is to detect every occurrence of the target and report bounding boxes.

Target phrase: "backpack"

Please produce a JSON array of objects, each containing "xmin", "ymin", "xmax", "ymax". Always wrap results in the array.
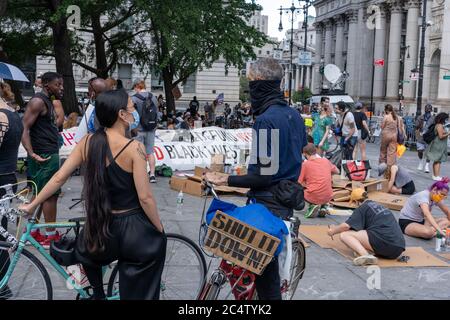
[
  {"xmin": 423, "ymin": 123, "xmax": 436, "ymax": 144},
  {"xmin": 135, "ymin": 93, "xmax": 158, "ymax": 131},
  {"xmin": 342, "ymin": 160, "xmax": 371, "ymax": 181}
]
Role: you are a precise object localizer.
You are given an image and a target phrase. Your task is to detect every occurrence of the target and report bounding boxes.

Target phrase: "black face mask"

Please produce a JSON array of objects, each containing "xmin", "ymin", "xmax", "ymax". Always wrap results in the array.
[{"xmin": 249, "ymin": 80, "xmax": 287, "ymax": 116}]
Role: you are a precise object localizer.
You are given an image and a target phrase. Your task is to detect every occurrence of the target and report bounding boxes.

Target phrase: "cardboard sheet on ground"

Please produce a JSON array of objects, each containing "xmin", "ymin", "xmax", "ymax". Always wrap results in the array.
[
  {"xmin": 331, "ymin": 192, "xmax": 407, "ymax": 211},
  {"xmin": 299, "ymin": 225, "xmax": 449, "ymax": 267}
]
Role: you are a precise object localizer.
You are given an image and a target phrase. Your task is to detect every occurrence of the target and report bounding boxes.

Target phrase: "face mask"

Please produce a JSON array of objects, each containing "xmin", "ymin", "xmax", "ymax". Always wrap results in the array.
[
  {"xmin": 128, "ymin": 110, "xmax": 140, "ymax": 131},
  {"xmin": 431, "ymin": 193, "xmax": 445, "ymax": 203},
  {"xmin": 34, "ymin": 86, "xmax": 42, "ymax": 93}
]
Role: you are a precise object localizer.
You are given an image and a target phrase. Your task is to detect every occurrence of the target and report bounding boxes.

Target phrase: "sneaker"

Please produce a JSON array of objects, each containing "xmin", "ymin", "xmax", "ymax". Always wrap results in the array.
[
  {"xmin": 432, "ymin": 176, "xmax": 442, "ymax": 181},
  {"xmin": 353, "ymin": 254, "xmax": 378, "ymax": 266},
  {"xmin": 318, "ymin": 206, "xmax": 329, "ymax": 218},
  {"xmin": 30, "ymin": 229, "xmax": 46, "ymax": 243},
  {"xmin": 304, "ymin": 204, "xmax": 320, "ymax": 219},
  {"xmin": 424, "ymin": 163, "xmax": 430, "ymax": 173},
  {"xmin": 41, "ymin": 232, "xmax": 61, "ymax": 249},
  {"xmin": 417, "ymin": 161, "xmax": 424, "ymax": 171},
  {"xmin": 149, "ymin": 175, "xmax": 157, "ymax": 183}
]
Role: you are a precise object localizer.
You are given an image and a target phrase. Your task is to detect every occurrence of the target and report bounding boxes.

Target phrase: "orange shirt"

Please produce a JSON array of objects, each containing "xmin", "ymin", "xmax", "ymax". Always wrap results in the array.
[{"xmin": 298, "ymin": 157, "xmax": 338, "ymax": 205}]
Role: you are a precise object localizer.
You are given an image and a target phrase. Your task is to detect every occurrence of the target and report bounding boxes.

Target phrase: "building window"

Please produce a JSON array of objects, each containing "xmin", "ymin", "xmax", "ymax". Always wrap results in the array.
[
  {"xmin": 258, "ymin": 50, "xmax": 262, "ymax": 54},
  {"xmin": 118, "ymin": 63, "xmax": 132, "ymax": 90},
  {"xmin": 266, "ymin": 50, "xmax": 270, "ymax": 55},
  {"xmin": 151, "ymin": 70, "xmax": 163, "ymax": 91},
  {"xmin": 183, "ymin": 74, "xmax": 196, "ymax": 93}
]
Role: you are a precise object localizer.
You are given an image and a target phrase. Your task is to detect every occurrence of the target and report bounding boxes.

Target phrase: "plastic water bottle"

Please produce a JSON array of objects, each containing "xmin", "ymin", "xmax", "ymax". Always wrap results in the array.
[{"xmin": 176, "ymin": 191, "xmax": 184, "ymax": 215}]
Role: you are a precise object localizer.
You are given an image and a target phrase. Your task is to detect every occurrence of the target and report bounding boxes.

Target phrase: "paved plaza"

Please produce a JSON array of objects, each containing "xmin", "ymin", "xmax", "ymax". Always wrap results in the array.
[{"xmin": 14, "ymin": 142, "xmax": 450, "ymax": 300}]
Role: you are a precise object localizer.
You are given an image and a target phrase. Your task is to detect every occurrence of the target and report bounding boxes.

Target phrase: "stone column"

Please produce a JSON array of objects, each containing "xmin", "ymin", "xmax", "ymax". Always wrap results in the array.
[
  {"xmin": 386, "ymin": 1, "xmax": 404, "ymax": 99},
  {"xmin": 438, "ymin": 0, "xmax": 450, "ymax": 100},
  {"xmin": 295, "ymin": 65, "xmax": 300, "ymax": 91},
  {"xmin": 313, "ymin": 23, "xmax": 323, "ymax": 93},
  {"xmin": 334, "ymin": 15, "xmax": 345, "ymax": 71},
  {"xmin": 422, "ymin": 0, "xmax": 433, "ymax": 101},
  {"xmin": 359, "ymin": 11, "xmax": 376, "ymax": 98},
  {"xmin": 324, "ymin": 19, "xmax": 334, "ymax": 65},
  {"xmin": 310, "ymin": 66, "xmax": 315, "ymax": 90},
  {"xmin": 373, "ymin": 7, "xmax": 387, "ymax": 98},
  {"xmin": 346, "ymin": 10, "xmax": 359, "ymax": 96},
  {"xmin": 306, "ymin": 66, "xmax": 311, "ymax": 88},
  {"xmin": 403, "ymin": 0, "xmax": 421, "ymax": 99}
]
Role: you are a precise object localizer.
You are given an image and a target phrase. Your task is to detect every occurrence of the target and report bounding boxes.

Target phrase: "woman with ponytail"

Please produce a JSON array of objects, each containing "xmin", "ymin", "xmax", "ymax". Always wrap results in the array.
[
  {"xmin": 398, "ymin": 177, "xmax": 450, "ymax": 239},
  {"xmin": 20, "ymin": 89, "xmax": 166, "ymax": 300}
]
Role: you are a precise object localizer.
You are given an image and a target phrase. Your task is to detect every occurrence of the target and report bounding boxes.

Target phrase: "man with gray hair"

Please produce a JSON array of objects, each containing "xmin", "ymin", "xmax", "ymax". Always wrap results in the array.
[{"xmin": 206, "ymin": 58, "xmax": 307, "ymax": 300}]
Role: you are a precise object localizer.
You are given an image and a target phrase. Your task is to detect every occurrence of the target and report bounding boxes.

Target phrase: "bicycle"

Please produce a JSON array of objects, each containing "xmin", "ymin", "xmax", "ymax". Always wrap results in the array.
[
  {"xmin": 0, "ymin": 182, "xmax": 207, "ymax": 300},
  {"xmin": 197, "ymin": 182, "xmax": 306, "ymax": 300}
]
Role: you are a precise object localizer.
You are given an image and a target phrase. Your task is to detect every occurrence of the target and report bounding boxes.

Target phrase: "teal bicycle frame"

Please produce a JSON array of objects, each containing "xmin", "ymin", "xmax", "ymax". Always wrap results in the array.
[{"xmin": 0, "ymin": 218, "xmax": 119, "ymax": 300}]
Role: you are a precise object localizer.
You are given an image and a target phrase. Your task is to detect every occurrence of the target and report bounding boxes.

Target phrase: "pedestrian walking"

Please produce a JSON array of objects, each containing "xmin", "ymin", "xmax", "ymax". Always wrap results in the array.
[
  {"xmin": 379, "ymin": 104, "xmax": 404, "ymax": 165},
  {"xmin": 415, "ymin": 104, "xmax": 435, "ymax": 173},
  {"xmin": 312, "ymin": 97, "xmax": 333, "ymax": 156},
  {"xmin": 20, "ymin": 90, "xmax": 166, "ymax": 300},
  {"xmin": 131, "ymin": 80, "xmax": 159, "ymax": 183},
  {"xmin": 426, "ymin": 112, "xmax": 449, "ymax": 181},
  {"xmin": 21, "ymin": 72, "xmax": 64, "ymax": 246},
  {"xmin": 352, "ymin": 102, "xmax": 371, "ymax": 160},
  {"xmin": 335, "ymin": 101, "xmax": 358, "ymax": 160},
  {"xmin": 0, "ymin": 87, "xmax": 23, "ymax": 297}
]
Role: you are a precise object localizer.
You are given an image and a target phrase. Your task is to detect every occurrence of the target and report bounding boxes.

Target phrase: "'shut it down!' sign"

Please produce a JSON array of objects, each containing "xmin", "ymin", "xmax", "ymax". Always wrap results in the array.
[{"xmin": 204, "ymin": 211, "xmax": 280, "ymax": 275}]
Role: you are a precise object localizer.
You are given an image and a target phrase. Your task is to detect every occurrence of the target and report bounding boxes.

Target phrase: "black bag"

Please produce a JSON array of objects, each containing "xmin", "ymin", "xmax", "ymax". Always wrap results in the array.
[
  {"xmin": 135, "ymin": 93, "xmax": 158, "ymax": 131},
  {"xmin": 271, "ymin": 180, "xmax": 305, "ymax": 211},
  {"xmin": 361, "ymin": 127, "xmax": 369, "ymax": 140},
  {"xmin": 333, "ymin": 111, "xmax": 348, "ymax": 137},
  {"xmin": 423, "ymin": 123, "xmax": 436, "ymax": 144}
]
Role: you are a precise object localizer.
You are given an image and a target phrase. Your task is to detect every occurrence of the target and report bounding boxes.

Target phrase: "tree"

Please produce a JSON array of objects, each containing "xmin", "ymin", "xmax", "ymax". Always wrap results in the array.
[
  {"xmin": 239, "ymin": 76, "xmax": 249, "ymax": 103},
  {"xmin": 293, "ymin": 87, "xmax": 312, "ymax": 105},
  {"xmin": 142, "ymin": 0, "xmax": 269, "ymax": 114}
]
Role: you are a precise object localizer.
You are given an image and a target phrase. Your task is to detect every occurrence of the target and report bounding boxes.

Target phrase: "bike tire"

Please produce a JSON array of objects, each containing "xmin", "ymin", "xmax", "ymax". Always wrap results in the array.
[
  {"xmin": 283, "ymin": 239, "xmax": 306, "ymax": 300},
  {"xmin": 0, "ymin": 241, "xmax": 53, "ymax": 300},
  {"xmin": 106, "ymin": 233, "xmax": 207, "ymax": 300}
]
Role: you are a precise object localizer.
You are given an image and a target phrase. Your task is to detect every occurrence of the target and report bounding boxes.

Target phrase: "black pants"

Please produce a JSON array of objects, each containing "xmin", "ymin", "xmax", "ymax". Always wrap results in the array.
[
  {"xmin": 0, "ymin": 174, "xmax": 17, "ymax": 281},
  {"xmin": 246, "ymin": 196, "xmax": 286, "ymax": 300},
  {"xmin": 75, "ymin": 209, "xmax": 167, "ymax": 300}
]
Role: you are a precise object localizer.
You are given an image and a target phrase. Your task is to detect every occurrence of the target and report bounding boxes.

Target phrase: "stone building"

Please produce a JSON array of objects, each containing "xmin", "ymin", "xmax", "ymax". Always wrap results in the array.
[{"xmin": 313, "ymin": 0, "xmax": 449, "ymax": 114}]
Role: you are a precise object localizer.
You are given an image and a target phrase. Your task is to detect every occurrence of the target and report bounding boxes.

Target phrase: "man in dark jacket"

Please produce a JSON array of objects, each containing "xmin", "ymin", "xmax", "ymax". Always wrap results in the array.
[{"xmin": 206, "ymin": 58, "xmax": 307, "ymax": 300}]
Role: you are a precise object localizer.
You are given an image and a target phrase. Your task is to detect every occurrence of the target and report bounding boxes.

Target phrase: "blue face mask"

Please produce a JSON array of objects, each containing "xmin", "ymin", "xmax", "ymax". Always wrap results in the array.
[{"xmin": 129, "ymin": 110, "xmax": 140, "ymax": 131}]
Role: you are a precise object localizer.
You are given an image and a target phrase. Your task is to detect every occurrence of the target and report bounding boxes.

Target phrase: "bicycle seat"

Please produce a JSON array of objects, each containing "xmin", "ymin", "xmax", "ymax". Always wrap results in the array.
[{"xmin": 68, "ymin": 217, "xmax": 86, "ymax": 223}]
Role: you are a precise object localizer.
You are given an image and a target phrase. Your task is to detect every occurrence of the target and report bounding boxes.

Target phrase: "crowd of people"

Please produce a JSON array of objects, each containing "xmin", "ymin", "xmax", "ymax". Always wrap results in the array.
[{"xmin": 0, "ymin": 56, "xmax": 449, "ymax": 300}]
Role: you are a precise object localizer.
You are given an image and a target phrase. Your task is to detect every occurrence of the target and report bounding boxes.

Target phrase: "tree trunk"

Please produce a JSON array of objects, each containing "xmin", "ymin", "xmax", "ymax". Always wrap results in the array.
[
  {"xmin": 52, "ymin": 19, "xmax": 78, "ymax": 115},
  {"xmin": 0, "ymin": 0, "xmax": 6, "ymax": 16},
  {"xmin": 162, "ymin": 66, "xmax": 176, "ymax": 115},
  {"xmin": 91, "ymin": 13, "xmax": 109, "ymax": 78}
]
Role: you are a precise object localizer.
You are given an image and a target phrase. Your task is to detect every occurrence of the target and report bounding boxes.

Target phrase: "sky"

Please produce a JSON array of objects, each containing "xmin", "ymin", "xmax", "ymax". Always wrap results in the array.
[{"xmin": 257, "ymin": 0, "xmax": 317, "ymax": 40}]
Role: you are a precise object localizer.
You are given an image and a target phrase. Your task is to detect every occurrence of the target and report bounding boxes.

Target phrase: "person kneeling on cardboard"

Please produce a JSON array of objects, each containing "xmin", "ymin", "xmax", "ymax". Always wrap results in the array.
[
  {"xmin": 377, "ymin": 163, "xmax": 415, "ymax": 195},
  {"xmin": 298, "ymin": 143, "xmax": 339, "ymax": 218},
  {"xmin": 327, "ymin": 189, "xmax": 406, "ymax": 266}
]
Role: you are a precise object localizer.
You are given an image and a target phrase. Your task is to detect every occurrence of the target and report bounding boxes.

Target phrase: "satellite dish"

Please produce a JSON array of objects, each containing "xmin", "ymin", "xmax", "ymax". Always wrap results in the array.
[
  {"xmin": 324, "ymin": 64, "xmax": 341, "ymax": 84},
  {"xmin": 323, "ymin": 64, "xmax": 349, "ymax": 91}
]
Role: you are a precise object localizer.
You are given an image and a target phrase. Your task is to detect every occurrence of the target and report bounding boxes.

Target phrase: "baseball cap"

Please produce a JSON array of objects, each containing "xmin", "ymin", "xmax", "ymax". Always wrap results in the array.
[{"xmin": 355, "ymin": 102, "xmax": 363, "ymax": 109}]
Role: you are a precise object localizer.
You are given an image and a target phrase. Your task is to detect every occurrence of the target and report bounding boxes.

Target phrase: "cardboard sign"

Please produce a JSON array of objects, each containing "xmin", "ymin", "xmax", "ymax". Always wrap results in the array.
[{"xmin": 204, "ymin": 211, "xmax": 280, "ymax": 275}]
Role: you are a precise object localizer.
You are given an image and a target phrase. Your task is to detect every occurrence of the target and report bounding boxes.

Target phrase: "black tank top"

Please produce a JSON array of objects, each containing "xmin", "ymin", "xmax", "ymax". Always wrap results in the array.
[
  {"xmin": 30, "ymin": 93, "xmax": 59, "ymax": 154},
  {"xmin": 106, "ymin": 140, "xmax": 141, "ymax": 211},
  {"xmin": 0, "ymin": 109, "xmax": 23, "ymax": 175}
]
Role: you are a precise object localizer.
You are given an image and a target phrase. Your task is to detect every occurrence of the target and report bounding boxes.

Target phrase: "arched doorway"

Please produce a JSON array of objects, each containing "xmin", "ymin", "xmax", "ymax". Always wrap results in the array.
[{"xmin": 429, "ymin": 49, "xmax": 441, "ymax": 102}]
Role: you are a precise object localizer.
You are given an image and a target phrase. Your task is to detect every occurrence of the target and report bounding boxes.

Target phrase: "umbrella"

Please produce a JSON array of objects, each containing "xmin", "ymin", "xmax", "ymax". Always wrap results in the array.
[{"xmin": 0, "ymin": 62, "xmax": 30, "ymax": 82}]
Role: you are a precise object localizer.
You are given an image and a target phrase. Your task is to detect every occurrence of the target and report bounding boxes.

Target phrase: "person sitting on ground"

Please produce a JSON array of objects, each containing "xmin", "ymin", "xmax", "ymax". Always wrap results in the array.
[
  {"xmin": 377, "ymin": 163, "xmax": 416, "ymax": 195},
  {"xmin": 398, "ymin": 177, "xmax": 450, "ymax": 239},
  {"xmin": 327, "ymin": 189, "xmax": 406, "ymax": 266},
  {"xmin": 298, "ymin": 143, "xmax": 339, "ymax": 218}
]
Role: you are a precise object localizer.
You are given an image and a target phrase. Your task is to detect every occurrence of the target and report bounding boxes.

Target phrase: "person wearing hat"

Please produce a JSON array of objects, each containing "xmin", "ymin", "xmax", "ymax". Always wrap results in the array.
[
  {"xmin": 352, "ymin": 102, "xmax": 371, "ymax": 160},
  {"xmin": 415, "ymin": 104, "xmax": 435, "ymax": 173},
  {"xmin": 327, "ymin": 189, "xmax": 406, "ymax": 266},
  {"xmin": 377, "ymin": 163, "xmax": 415, "ymax": 195}
]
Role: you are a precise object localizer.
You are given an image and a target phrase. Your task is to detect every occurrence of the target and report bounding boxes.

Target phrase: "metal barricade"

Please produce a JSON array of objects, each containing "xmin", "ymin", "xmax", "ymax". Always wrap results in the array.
[{"xmin": 403, "ymin": 115, "xmax": 417, "ymax": 148}]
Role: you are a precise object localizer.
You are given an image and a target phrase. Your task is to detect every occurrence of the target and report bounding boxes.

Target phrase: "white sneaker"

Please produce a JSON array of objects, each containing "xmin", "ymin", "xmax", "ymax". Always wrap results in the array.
[
  {"xmin": 424, "ymin": 163, "xmax": 430, "ymax": 173},
  {"xmin": 353, "ymin": 254, "xmax": 378, "ymax": 266},
  {"xmin": 417, "ymin": 162, "xmax": 424, "ymax": 171},
  {"xmin": 432, "ymin": 176, "xmax": 442, "ymax": 181}
]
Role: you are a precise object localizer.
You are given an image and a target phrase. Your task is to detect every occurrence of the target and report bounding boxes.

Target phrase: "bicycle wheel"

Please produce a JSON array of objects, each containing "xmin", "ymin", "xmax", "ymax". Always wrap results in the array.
[
  {"xmin": 282, "ymin": 239, "xmax": 306, "ymax": 300},
  {"xmin": 0, "ymin": 242, "xmax": 53, "ymax": 300},
  {"xmin": 107, "ymin": 233, "xmax": 207, "ymax": 300}
]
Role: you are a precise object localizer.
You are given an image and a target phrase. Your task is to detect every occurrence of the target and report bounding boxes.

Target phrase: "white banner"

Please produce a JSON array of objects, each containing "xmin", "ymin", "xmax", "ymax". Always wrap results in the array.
[{"xmin": 19, "ymin": 126, "xmax": 253, "ymax": 171}]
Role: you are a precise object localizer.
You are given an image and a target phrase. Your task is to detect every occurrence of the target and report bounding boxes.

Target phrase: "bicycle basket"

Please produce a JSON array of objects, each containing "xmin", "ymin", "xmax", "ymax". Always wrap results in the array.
[{"xmin": 50, "ymin": 237, "xmax": 78, "ymax": 267}]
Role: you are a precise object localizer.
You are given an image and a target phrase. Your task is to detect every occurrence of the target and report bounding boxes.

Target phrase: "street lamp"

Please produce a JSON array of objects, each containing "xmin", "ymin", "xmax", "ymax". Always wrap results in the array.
[
  {"xmin": 278, "ymin": 2, "xmax": 302, "ymax": 106},
  {"xmin": 300, "ymin": 0, "xmax": 312, "ymax": 90},
  {"xmin": 399, "ymin": 45, "xmax": 410, "ymax": 102},
  {"xmin": 416, "ymin": 0, "xmax": 431, "ymax": 117}
]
